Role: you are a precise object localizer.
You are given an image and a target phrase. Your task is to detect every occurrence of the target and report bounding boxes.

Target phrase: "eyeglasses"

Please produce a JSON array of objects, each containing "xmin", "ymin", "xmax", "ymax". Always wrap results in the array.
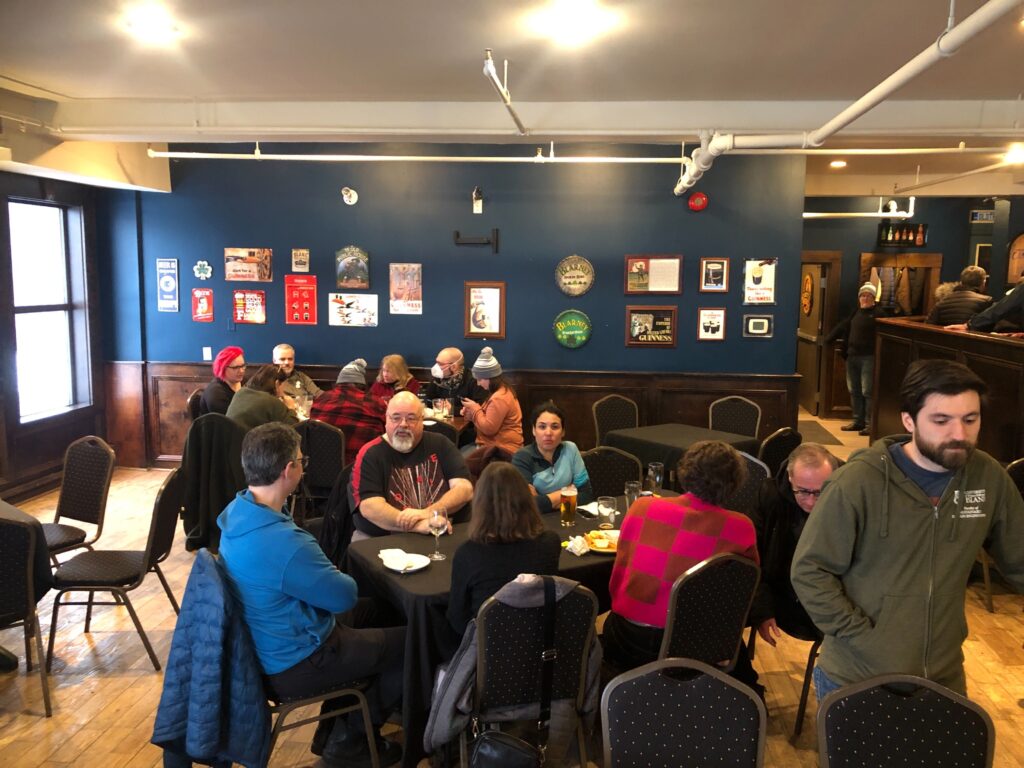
[
  {"xmin": 293, "ymin": 455, "xmax": 309, "ymax": 469},
  {"xmin": 227, "ymin": 363, "xmax": 247, "ymax": 370},
  {"xmin": 388, "ymin": 414, "xmax": 422, "ymax": 425},
  {"xmin": 793, "ymin": 487, "xmax": 823, "ymax": 498}
]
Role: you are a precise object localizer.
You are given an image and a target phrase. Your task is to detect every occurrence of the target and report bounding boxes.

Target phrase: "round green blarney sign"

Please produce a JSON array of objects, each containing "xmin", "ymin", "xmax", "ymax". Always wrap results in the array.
[{"xmin": 553, "ymin": 309, "xmax": 592, "ymax": 348}]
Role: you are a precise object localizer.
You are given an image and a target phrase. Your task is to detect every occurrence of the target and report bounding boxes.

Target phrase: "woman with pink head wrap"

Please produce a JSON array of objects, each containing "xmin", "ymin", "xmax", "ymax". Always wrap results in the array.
[{"xmin": 200, "ymin": 345, "xmax": 246, "ymax": 415}]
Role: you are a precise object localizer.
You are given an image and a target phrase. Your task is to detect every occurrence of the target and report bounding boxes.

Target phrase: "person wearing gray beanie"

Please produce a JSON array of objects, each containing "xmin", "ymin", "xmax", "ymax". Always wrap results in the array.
[
  {"xmin": 461, "ymin": 347, "xmax": 523, "ymax": 455},
  {"xmin": 335, "ymin": 358, "xmax": 368, "ymax": 385}
]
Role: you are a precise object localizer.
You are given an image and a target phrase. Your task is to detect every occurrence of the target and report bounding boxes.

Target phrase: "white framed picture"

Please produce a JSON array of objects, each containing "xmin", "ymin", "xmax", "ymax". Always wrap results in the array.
[
  {"xmin": 697, "ymin": 308, "xmax": 726, "ymax": 341},
  {"xmin": 743, "ymin": 314, "xmax": 774, "ymax": 338}
]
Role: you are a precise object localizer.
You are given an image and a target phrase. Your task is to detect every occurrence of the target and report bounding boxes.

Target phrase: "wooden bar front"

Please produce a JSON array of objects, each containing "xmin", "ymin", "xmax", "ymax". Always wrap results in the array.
[{"xmin": 873, "ymin": 318, "xmax": 1024, "ymax": 463}]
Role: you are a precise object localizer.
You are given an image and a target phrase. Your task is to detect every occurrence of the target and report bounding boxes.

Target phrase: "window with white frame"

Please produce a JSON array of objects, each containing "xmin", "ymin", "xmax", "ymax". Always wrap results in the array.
[{"xmin": 8, "ymin": 200, "xmax": 92, "ymax": 421}]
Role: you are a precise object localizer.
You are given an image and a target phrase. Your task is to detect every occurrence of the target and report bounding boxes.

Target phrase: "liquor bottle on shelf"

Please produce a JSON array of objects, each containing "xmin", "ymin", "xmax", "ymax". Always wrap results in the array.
[
  {"xmin": 887, "ymin": 224, "xmax": 895, "ymax": 241},
  {"xmin": 915, "ymin": 223, "xmax": 925, "ymax": 246}
]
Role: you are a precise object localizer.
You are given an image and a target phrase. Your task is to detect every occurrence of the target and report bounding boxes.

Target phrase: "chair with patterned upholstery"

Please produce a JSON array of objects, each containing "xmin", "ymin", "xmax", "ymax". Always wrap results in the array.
[
  {"xmin": 593, "ymin": 394, "xmax": 639, "ymax": 446},
  {"xmin": 292, "ymin": 419, "xmax": 346, "ymax": 523},
  {"xmin": 819, "ymin": 674, "xmax": 994, "ymax": 768},
  {"xmin": 602, "ymin": 658, "xmax": 766, "ymax": 768},
  {"xmin": 709, "ymin": 395, "xmax": 762, "ymax": 438},
  {"xmin": 581, "ymin": 446, "xmax": 643, "ymax": 498},
  {"xmin": 46, "ymin": 469, "xmax": 184, "ymax": 672},
  {"xmin": 459, "ymin": 579, "xmax": 599, "ymax": 766},
  {"xmin": 721, "ymin": 452, "xmax": 770, "ymax": 517},
  {"xmin": 41, "ymin": 435, "xmax": 116, "ymax": 564},
  {"xmin": 0, "ymin": 514, "xmax": 53, "ymax": 716},
  {"xmin": 757, "ymin": 427, "xmax": 803, "ymax": 478},
  {"xmin": 186, "ymin": 387, "xmax": 203, "ymax": 421},
  {"xmin": 659, "ymin": 553, "xmax": 760, "ymax": 672},
  {"xmin": 422, "ymin": 419, "xmax": 459, "ymax": 444}
]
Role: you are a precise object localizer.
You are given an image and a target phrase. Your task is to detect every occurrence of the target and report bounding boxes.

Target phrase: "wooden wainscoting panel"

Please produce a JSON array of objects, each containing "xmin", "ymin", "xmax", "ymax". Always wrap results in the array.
[
  {"xmin": 105, "ymin": 362, "xmax": 147, "ymax": 468},
  {"xmin": 962, "ymin": 352, "xmax": 1024, "ymax": 461}
]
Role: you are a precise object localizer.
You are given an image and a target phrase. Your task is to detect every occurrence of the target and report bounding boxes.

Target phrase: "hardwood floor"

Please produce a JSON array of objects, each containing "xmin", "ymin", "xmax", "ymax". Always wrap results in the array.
[{"xmin": 3, "ymin": 430, "xmax": 1024, "ymax": 767}]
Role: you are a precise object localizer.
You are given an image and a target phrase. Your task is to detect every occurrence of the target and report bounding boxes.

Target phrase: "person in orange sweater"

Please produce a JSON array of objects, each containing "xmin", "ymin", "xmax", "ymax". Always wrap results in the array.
[{"xmin": 460, "ymin": 346, "xmax": 523, "ymax": 456}]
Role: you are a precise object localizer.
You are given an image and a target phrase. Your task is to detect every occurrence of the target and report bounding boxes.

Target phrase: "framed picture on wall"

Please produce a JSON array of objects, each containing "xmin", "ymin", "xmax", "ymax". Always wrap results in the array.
[
  {"xmin": 624, "ymin": 255, "xmax": 682, "ymax": 294},
  {"xmin": 743, "ymin": 259, "xmax": 777, "ymax": 304},
  {"xmin": 742, "ymin": 314, "xmax": 774, "ymax": 338},
  {"xmin": 336, "ymin": 245, "xmax": 370, "ymax": 289},
  {"xmin": 625, "ymin": 305, "xmax": 677, "ymax": 347},
  {"xmin": 464, "ymin": 281, "xmax": 506, "ymax": 339},
  {"xmin": 697, "ymin": 308, "xmax": 726, "ymax": 341},
  {"xmin": 224, "ymin": 248, "xmax": 272, "ymax": 282},
  {"xmin": 699, "ymin": 258, "xmax": 729, "ymax": 292},
  {"xmin": 1007, "ymin": 233, "xmax": 1024, "ymax": 286}
]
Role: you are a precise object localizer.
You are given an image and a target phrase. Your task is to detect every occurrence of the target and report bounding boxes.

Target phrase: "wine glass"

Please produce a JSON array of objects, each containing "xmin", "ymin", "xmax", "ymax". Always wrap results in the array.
[{"xmin": 428, "ymin": 506, "xmax": 448, "ymax": 561}]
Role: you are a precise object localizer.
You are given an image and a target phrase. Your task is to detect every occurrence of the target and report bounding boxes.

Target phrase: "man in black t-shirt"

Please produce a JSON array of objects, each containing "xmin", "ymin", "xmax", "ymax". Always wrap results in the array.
[{"xmin": 348, "ymin": 391, "xmax": 473, "ymax": 538}]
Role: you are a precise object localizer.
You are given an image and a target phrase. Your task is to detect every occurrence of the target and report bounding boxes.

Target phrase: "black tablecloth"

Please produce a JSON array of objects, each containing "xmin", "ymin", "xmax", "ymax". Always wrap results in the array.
[
  {"xmin": 345, "ymin": 511, "xmax": 617, "ymax": 767},
  {"xmin": 605, "ymin": 423, "xmax": 760, "ymax": 488}
]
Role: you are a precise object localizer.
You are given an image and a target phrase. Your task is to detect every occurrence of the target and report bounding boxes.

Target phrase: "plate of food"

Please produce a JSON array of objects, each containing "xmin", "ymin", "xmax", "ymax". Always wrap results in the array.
[{"xmin": 585, "ymin": 530, "xmax": 619, "ymax": 554}]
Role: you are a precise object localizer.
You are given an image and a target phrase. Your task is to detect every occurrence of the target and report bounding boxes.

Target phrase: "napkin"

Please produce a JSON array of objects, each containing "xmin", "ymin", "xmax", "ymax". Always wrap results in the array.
[
  {"xmin": 577, "ymin": 501, "xmax": 599, "ymax": 516},
  {"xmin": 565, "ymin": 536, "xmax": 589, "ymax": 557},
  {"xmin": 378, "ymin": 548, "xmax": 416, "ymax": 570}
]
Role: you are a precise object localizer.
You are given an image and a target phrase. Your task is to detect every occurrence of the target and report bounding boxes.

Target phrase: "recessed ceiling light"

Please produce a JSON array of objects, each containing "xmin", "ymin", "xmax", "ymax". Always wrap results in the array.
[
  {"xmin": 1005, "ymin": 143, "xmax": 1024, "ymax": 164},
  {"xmin": 523, "ymin": 0, "xmax": 623, "ymax": 49},
  {"xmin": 119, "ymin": 2, "xmax": 183, "ymax": 47},
  {"xmin": 830, "ymin": 160, "xmax": 848, "ymax": 169}
]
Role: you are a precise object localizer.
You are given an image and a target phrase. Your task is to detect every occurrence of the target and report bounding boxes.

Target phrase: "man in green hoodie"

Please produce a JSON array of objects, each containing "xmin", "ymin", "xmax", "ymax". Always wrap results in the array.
[{"xmin": 792, "ymin": 359, "xmax": 1024, "ymax": 700}]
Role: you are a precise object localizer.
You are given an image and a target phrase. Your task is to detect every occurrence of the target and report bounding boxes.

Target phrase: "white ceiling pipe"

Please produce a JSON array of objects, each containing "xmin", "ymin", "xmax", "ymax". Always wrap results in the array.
[
  {"xmin": 483, "ymin": 50, "xmax": 528, "ymax": 136},
  {"xmin": 803, "ymin": 197, "xmax": 916, "ymax": 219},
  {"xmin": 893, "ymin": 160, "xmax": 1012, "ymax": 193},
  {"xmin": 674, "ymin": 0, "xmax": 1020, "ymax": 195}
]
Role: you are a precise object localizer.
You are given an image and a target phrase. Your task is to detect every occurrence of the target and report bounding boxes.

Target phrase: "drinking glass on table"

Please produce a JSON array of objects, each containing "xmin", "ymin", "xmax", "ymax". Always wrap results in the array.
[
  {"xmin": 428, "ymin": 506, "xmax": 448, "ymax": 561},
  {"xmin": 597, "ymin": 496, "xmax": 617, "ymax": 529},
  {"xmin": 645, "ymin": 462, "xmax": 665, "ymax": 492},
  {"xmin": 559, "ymin": 485, "xmax": 578, "ymax": 528},
  {"xmin": 624, "ymin": 480, "xmax": 642, "ymax": 511}
]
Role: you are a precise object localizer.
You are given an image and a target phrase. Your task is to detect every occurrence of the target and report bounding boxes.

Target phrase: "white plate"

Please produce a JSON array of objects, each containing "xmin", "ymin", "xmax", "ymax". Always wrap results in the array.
[
  {"xmin": 382, "ymin": 553, "xmax": 431, "ymax": 573},
  {"xmin": 423, "ymin": 419, "xmax": 437, "ymax": 425}
]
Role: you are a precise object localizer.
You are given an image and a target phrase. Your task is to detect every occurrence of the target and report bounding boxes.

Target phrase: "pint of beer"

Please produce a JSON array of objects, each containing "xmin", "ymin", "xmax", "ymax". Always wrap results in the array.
[{"xmin": 559, "ymin": 485, "xmax": 578, "ymax": 527}]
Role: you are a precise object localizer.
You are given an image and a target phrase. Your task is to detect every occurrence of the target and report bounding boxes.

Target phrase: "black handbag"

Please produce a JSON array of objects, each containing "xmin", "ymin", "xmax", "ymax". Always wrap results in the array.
[{"xmin": 468, "ymin": 576, "xmax": 558, "ymax": 768}]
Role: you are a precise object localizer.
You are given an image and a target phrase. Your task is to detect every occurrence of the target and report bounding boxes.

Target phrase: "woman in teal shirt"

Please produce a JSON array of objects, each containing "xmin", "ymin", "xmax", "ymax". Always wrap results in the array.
[{"xmin": 511, "ymin": 400, "xmax": 593, "ymax": 513}]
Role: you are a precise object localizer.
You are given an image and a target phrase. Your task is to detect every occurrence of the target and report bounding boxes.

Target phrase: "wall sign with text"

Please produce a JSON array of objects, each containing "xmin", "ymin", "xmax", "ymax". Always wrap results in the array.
[{"xmin": 625, "ymin": 305, "xmax": 677, "ymax": 347}]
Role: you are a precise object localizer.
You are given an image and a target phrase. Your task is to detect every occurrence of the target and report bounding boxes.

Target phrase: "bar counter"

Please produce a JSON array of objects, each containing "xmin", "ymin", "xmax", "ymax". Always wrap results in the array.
[{"xmin": 873, "ymin": 318, "xmax": 1024, "ymax": 463}]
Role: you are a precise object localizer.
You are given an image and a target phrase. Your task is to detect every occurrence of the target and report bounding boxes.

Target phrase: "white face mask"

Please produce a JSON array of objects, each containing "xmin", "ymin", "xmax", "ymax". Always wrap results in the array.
[{"xmin": 431, "ymin": 363, "xmax": 446, "ymax": 379}]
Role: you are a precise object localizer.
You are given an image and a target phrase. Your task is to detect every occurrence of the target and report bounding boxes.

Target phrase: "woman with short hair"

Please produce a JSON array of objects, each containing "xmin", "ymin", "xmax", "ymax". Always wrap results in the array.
[
  {"xmin": 200, "ymin": 346, "xmax": 246, "ymax": 415},
  {"xmin": 446, "ymin": 462, "xmax": 561, "ymax": 638},
  {"xmin": 225, "ymin": 364, "xmax": 297, "ymax": 432},
  {"xmin": 512, "ymin": 400, "xmax": 593, "ymax": 514}
]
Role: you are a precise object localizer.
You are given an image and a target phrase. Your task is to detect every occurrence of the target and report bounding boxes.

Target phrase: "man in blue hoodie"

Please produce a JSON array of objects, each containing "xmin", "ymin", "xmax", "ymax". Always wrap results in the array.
[{"xmin": 218, "ymin": 423, "xmax": 404, "ymax": 767}]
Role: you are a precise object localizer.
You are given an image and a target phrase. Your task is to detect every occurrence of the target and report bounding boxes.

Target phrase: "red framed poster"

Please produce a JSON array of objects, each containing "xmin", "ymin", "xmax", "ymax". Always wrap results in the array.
[
  {"xmin": 232, "ymin": 289, "xmax": 267, "ymax": 324},
  {"xmin": 192, "ymin": 288, "xmax": 214, "ymax": 322},
  {"xmin": 285, "ymin": 274, "xmax": 317, "ymax": 325}
]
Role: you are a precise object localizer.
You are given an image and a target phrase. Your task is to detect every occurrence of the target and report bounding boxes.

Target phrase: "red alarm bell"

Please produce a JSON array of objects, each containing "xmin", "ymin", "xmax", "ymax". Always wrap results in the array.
[{"xmin": 688, "ymin": 192, "xmax": 709, "ymax": 211}]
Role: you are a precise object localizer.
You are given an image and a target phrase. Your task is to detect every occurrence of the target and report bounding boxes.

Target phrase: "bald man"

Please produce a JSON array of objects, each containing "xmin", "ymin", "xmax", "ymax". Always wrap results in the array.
[
  {"xmin": 423, "ymin": 346, "xmax": 486, "ymax": 417},
  {"xmin": 348, "ymin": 392, "xmax": 473, "ymax": 539},
  {"xmin": 273, "ymin": 343, "xmax": 323, "ymax": 401}
]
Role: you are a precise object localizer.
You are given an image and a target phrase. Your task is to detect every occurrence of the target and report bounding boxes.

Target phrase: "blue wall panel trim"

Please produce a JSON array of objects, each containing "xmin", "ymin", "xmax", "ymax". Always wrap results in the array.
[
  {"xmin": 96, "ymin": 189, "xmax": 144, "ymax": 361},
  {"xmin": 112, "ymin": 143, "xmax": 806, "ymax": 373}
]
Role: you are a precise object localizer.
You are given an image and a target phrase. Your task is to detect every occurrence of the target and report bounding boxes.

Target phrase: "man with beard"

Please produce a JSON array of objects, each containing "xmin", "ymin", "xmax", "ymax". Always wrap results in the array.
[
  {"xmin": 792, "ymin": 360, "xmax": 1024, "ymax": 700},
  {"xmin": 273, "ymin": 343, "xmax": 323, "ymax": 401},
  {"xmin": 349, "ymin": 391, "xmax": 473, "ymax": 538},
  {"xmin": 422, "ymin": 347, "xmax": 486, "ymax": 418}
]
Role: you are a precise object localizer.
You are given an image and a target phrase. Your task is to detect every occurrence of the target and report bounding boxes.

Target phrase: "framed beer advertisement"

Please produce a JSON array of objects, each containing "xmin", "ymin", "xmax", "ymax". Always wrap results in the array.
[
  {"xmin": 624, "ymin": 255, "xmax": 682, "ymax": 294},
  {"xmin": 464, "ymin": 281, "xmax": 506, "ymax": 339},
  {"xmin": 625, "ymin": 305, "xmax": 677, "ymax": 347},
  {"xmin": 699, "ymin": 258, "xmax": 729, "ymax": 292},
  {"xmin": 743, "ymin": 259, "xmax": 777, "ymax": 304},
  {"xmin": 697, "ymin": 308, "xmax": 726, "ymax": 341}
]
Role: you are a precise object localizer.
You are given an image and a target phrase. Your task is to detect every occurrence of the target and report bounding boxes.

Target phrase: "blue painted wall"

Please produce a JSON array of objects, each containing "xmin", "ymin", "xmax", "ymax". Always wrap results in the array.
[{"xmin": 98, "ymin": 143, "xmax": 807, "ymax": 373}]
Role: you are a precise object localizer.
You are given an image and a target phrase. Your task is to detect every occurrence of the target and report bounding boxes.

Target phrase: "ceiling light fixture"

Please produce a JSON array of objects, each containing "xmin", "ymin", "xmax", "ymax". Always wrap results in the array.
[
  {"xmin": 524, "ymin": 0, "xmax": 622, "ymax": 48},
  {"xmin": 830, "ymin": 160, "xmax": 848, "ymax": 169},
  {"xmin": 120, "ymin": 2, "xmax": 183, "ymax": 46}
]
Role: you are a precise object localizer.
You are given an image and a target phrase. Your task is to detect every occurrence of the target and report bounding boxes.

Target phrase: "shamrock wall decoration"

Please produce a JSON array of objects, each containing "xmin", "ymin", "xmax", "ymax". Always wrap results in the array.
[{"xmin": 193, "ymin": 260, "xmax": 213, "ymax": 280}]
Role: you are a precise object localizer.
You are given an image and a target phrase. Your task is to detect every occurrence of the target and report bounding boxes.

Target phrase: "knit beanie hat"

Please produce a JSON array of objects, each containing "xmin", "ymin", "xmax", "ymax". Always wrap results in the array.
[
  {"xmin": 336, "ymin": 358, "xmax": 368, "ymax": 385},
  {"xmin": 471, "ymin": 347, "xmax": 502, "ymax": 379},
  {"xmin": 858, "ymin": 282, "xmax": 878, "ymax": 298},
  {"xmin": 212, "ymin": 346, "xmax": 244, "ymax": 379}
]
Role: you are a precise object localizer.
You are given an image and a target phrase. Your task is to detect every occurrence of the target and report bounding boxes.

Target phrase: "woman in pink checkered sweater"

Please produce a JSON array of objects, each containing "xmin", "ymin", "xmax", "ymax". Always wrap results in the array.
[{"xmin": 603, "ymin": 440, "xmax": 759, "ymax": 671}]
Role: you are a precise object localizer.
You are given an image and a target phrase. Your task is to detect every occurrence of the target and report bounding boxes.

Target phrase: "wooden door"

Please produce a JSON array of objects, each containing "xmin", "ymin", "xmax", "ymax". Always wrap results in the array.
[{"xmin": 800, "ymin": 252, "xmax": 842, "ymax": 417}]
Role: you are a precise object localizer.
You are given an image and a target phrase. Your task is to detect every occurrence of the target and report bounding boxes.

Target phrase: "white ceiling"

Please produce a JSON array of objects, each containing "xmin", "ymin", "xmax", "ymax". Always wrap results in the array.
[{"xmin": 1, "ymin": 0, "xmax": 1023, "ymax": 188}]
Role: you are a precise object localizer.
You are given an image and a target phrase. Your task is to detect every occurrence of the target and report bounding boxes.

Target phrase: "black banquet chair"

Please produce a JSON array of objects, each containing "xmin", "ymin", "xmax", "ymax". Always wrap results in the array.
[
  {"xmin": 581, "ymin": 446, "xmax": 642, "ymax": 498},
  {"xmin": 0, "ymin": 514, "xmax": 53, "ymax": 716},
  {"xmin": 721, "ymin": 451, "xmax": 770, "ymax": 518},
  {"xmin": 41, "ymin": 435, "xmax": 117, "ymax": 563},
  {"xmin": 818, "ymin": 674, "xmax": 994, "ymax": 768},
  {"xmin": 422, "ymin": 419, "xmax": 459, "ymax": 444},
  {"xmin": 186, "ymin": 387, "xmax": 203, "ymax": 421},
  {"xmin": 659, "ymin": 553, "xmax": 760, "ymax": 672},
  {"xmin": 602, "ymin": 658, "xmax": 766, "ymax": 768},
  {"xmin": 757, "ymin": 426, "xmax": 803, "ymax": 477},
  {"xmin": 46, "ymin": 468, "xmax": 185, "ymax": 673},
  {"xmin": 181, "ymin": 413, "xmax": 246, "ymax": 552},
  {"xmin": 292, "ymin": 418, "xmax": 346, "ymax": 522},
  {"xmin": 593, "ymin": 394, "xmax": 639, "ymax": 446},
  {"xmin": 709, "ymin": 395, "xmax": 762, "ymax": 438},
  {"xmin": 1007, "ymin": 457, "xmax": 1024, "ymax": 500}
]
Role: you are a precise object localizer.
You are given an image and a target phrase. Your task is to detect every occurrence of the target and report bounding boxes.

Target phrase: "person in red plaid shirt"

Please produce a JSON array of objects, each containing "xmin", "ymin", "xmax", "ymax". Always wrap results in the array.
[
  {"xmin": 309, "ymin": 358, "xmax": 386, "ymax": 460},
  {"xmin": 603, "ymin": 440, "xmax": 759, "ymax": 672}
]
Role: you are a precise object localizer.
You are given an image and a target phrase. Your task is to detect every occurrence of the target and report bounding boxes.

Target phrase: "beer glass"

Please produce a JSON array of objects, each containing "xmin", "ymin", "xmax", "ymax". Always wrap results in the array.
[
  {"xmin": 624, "ymin": 481, "xmax": 642, "ymax": 511},
  {"xmin": 559, "ymin": 485, "xmax": 578, "ymax": 527},
  {"xmin": 645, "ymin": 462, "xmax": 664, "ymax": 492}
]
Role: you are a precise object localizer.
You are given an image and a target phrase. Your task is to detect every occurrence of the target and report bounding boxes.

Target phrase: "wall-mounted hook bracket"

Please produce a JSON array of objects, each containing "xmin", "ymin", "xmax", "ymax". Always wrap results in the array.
[{"xmin": 453, "ymin": 228, "xmax": 499, "ymax": 254}]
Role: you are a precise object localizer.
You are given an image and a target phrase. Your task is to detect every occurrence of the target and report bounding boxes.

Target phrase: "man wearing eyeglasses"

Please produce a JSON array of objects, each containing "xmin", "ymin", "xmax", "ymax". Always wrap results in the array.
[
  {"xmin": 793, "ymin": 360, "xmax": 1024, "ymax": 700},
  {"xmin": 349, "ymin": 392, "xmax": 473, "ymax": 538},
  {"xmin": 422, "ymin": 347, "xmax": 486, "ymax": 417}
]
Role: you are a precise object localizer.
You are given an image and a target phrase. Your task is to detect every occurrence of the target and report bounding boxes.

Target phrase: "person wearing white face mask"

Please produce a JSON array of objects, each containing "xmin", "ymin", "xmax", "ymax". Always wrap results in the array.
[{"xmin": 423, "ymin": 346, "xmax": 486, "ymax": 417}]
